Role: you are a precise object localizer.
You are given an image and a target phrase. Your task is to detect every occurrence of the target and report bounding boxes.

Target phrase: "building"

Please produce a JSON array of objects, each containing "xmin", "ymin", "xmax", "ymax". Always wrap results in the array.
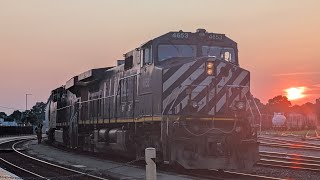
[{"xmin": 0, "ymin": 117, "xmax": 18, "ymax": 126}]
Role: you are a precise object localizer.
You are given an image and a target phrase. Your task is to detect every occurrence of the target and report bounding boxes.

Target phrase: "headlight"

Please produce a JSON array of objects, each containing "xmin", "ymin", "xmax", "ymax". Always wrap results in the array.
[
  {"xmin": 207, "ymin": 69, "xmax": 214, "ymax": 75},
  {"xmin": 235, "ymin": 101, "xmax": 245, "ymax": 110},
  {"xmin": 206, "ymin": 61, "xmax": 215, "ymax": 76},
  {"xmin": 207, "ymin": 62, "xmax": 214, "ymax": 69}
]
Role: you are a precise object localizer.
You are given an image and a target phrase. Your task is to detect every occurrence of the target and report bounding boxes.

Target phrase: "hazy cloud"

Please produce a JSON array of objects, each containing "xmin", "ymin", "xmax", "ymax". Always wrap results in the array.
[
  {"xmin": 305, "ymin": 85, "xmax": 320, "ymax": 95},
  {"xmin": 272, "ymin": 72, "xmax": 320, "ymax": 76}
]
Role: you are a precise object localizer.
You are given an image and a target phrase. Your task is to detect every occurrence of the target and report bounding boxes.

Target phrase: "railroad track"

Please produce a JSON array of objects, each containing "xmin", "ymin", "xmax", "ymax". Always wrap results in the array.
[
  {"xmin": 259, "ymin": 136, "xmax": 320, "ymax": 150},
  {"xmin": 47, "ymin": 138, "xmax": 281, "ymax": 180},
  {"xmin": 258, "ymin": 151, "xmax": 320, "ymax": 172},
  {"xmin": 185, "ymin": 169, "xmax": 283, "ymax": 180},
  {"xmin": 0, "ymin": 136, "xmax": 283, "ymax": 180},
  {"xmin": 0, "ymin": 138, "xmax": 109, "ymax": 180}
]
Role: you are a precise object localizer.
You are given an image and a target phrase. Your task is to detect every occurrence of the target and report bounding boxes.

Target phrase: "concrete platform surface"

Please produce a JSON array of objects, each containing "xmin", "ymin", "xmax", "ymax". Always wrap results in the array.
[
  {"xmin": 24, "ymin": 140, "xmax": 198, "ymax": 180},
  {"xmin": 0, "ymin": 167, "xmax": 21, "ymax": 179}
]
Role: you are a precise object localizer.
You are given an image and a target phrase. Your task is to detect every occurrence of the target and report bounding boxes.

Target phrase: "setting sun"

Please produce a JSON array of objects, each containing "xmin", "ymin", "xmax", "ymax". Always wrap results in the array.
[{"xmin": 285, "ymin": 87, "xmax": 306, "ymax": 100}]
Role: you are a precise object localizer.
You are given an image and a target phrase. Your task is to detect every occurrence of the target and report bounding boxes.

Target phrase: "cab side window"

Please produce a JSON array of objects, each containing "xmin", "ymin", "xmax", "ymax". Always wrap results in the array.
[
  {"xmin": 141, "ymin": 46, "xmax": 152, "ymax": 66},
  {"xmin": 124, "ymin": 55, "xmax": 133, "ymax": 70}
]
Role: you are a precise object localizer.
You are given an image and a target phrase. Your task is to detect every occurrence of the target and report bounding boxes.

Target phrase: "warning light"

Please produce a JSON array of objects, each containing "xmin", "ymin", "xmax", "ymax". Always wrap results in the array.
[
  {"xmin": 207, "ymin": 62, "xmax": 214, "ymax": 69},
  {"xmin": 206, "ymin": 61, "xmax": 214, "ymax": 76}
]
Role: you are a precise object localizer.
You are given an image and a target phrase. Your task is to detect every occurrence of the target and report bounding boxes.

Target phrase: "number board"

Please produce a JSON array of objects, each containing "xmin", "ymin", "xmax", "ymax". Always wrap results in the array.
[
  {"xmin": 207, "ymin": 33, "xmax": 224, "ymax": 40},
  {"xmin": 171, "ymin": 32, "xmax": 225, "ymax": 41},
  {"xmin": 171, "ymin": 32, "xmax": 189, "ymax": 39}
]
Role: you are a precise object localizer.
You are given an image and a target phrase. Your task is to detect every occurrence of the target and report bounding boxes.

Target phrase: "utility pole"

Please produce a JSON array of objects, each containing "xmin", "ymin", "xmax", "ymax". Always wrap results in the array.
[{"xmin": 26, "ymin": 94, "xmax": 32, "ymax": 111}]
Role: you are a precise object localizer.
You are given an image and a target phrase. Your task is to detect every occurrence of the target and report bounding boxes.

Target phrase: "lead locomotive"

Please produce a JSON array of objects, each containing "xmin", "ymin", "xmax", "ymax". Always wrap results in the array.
[{"xmin": 45, "ymin": 29, "xmax": 259, "ymax": 170}]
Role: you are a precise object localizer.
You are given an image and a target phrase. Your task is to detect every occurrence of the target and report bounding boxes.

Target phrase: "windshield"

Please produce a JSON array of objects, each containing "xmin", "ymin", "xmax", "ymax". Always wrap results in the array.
[
  {"xmin": 158, "ymin": 44, "xmax": 196, "ymax": 61},
  {"xmin": 202, "ymin": 46, "xmax": 235, "ymax": 63}
]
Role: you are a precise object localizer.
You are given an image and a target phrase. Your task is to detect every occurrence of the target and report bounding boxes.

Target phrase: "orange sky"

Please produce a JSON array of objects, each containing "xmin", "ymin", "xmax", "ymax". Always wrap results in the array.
[{"xmin": 0, "ymin": 0, "xmax": 320, "ymax": 114}]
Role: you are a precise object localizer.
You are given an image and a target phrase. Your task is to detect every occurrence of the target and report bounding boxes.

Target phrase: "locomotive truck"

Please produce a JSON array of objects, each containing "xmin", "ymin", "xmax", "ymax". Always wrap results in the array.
[{"xmin": 46, "ymin": 28, "xmax": 259, "ymax": 170}]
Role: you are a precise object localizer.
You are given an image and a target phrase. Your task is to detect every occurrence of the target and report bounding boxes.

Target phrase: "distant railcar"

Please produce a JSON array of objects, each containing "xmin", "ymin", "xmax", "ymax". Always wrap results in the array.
[
  {"xmin": 272, "ymin": 112, "xmax": 286, "ymax": 129},
  {"xmin": 261, "ymin": 113, "xmax": 317, "ymax": 130},
  {"xmin": 46, "ymin": 29, "xmax": 259, "ymax": 170}
]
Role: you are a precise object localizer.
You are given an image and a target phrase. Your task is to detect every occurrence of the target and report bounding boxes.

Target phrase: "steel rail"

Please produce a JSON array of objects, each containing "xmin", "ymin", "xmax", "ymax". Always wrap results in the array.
[
  {"xmin": 0, "ymin": 137, "xmax": 47, "ymax": 179},
  {"xmin": 259, "ymin": 136, "xmax": 320, "ymax": 147},
  {"xmin": 260, "ymin": 155, "xmax": 320, "ymax": 165},
  {"xmin": 219, "ymin": 170, "xmax": 284, "ymax": 180},
  {"xmin": 208, "ymin": 169, "xmax": 284, "ymax": 180},
  {"xmin": 0, "ymin": 157, "xmax": 47, "ymax": 179},
  {"xmin": 259, "ymin": 141, "xmax": 320, "ymax": 150},
  {"xmin": 257, "ymin": 162, "xmax": 320, "ymax": 172},
  {"xmin": 258, "ymin": 159, "xmax": 320, "ymax": 172},
  {"xmin": 258, "ymin": 151, "xmax": 320, "ymax": 172},
  {"xmin": 260, "ymin": 151, "xmax": 320, "ymax": 161},
  {"xmin": 12, "ymin": 140, "xmax": 109, "ymax": 180}
]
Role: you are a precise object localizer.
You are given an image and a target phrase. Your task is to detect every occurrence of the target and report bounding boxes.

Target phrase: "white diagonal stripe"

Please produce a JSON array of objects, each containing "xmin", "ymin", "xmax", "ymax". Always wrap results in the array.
[
  {"xmin": 228, "ymin": 71, "xmax": 249, "ymax": 106},
  {"xmin": 216, "ymin": 94, "xmax": 227, "ymax": 112},
  {"xmin": 175, "ymin": 76, "xmax": 213, "ymax": 113},
  {"xmin": 162, "ymin": 64, "xmax": 203, "ymax": 109},
  {"xmin": 163, "ymin": 61, "xmax": 196, "ymax": 92},
  {"xmin": 207, "ymin": 69, "xmax": 249, "ymax": 115},
  {"xmin": 232, "ymin": 71, "xmax": 248, "ymax": 86},
  {"xmin": 199, "ymin": 67, "xmax": 233, "ymax": 112},
  {"xmin": 191, "ymin": 61, "xmax": 226, "ymax": 113}
]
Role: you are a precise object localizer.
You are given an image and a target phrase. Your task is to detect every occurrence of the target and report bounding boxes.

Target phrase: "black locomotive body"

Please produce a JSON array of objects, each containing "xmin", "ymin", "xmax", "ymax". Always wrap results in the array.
[{"xmin": 46, "ymin": 29, "xmax": 259, "ymax": 170}]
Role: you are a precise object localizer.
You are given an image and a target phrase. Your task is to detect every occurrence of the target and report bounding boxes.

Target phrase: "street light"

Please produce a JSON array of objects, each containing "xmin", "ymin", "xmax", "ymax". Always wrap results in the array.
[{"xmin": 26, "ymin": 94, "xmax": 32, "ymax": 111}]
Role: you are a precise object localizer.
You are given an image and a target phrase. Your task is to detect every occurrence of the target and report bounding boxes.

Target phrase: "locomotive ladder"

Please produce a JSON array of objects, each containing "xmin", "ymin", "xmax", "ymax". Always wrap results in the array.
[{"xmin": 160, "ymin": 85, "xmax": 181, "ymax": 164}]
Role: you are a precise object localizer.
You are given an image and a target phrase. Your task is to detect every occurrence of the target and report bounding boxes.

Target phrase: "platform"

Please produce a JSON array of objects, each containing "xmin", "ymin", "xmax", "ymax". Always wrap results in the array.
[
  {"xmin": 25, "ymin": 139, "xmax": 198, "ymax": 180},
  {"xmin": 0, "ymin": 167, "xmax": 21, "ymax": 179}
]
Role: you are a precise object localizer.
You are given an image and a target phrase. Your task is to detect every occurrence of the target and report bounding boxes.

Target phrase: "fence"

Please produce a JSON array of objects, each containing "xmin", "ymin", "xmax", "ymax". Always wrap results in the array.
[{"xmin": 0, "ymin": 126, "xmax": 33, "ymax": 136}]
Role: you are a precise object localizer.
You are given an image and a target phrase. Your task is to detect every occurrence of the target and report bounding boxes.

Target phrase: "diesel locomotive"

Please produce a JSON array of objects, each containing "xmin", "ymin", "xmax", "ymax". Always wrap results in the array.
[{"xmin": 45, "ymin": 28, "xmax": 259, "ymax": 170}]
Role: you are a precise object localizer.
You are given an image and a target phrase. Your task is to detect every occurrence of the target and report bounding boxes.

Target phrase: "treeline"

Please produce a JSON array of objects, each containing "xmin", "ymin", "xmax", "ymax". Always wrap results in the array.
[
  {"xmin": 252, "ymin": 95, "xmax": 319, "ymax": 116},
  {"xmin": 0, "ymin": 102, "xmax": 46, "ymax": 125}
]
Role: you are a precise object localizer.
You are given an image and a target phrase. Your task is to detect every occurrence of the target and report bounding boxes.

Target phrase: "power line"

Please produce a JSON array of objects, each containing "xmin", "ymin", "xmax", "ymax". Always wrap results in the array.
[{"xmin": 0, "ymin": 105, "xmax": 23, "ymax": 111}]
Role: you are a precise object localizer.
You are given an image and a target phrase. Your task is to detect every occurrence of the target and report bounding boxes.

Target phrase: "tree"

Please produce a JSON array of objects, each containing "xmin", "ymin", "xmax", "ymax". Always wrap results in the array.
[
  {"xmin": 9, "ymin": 110, "xmax": 22, "ymax": 122},
  {"xmin": 300, "ymin": 102, "xmax": 316, "ymax": 115},
  {"xmin": 0, "ymin": 112, "xmax": 7, "ymax": 119},
  {"xmin": 21, "ymin": 110, "xmax": 38, "ymax": 125},
  {"xmin": 31, "ymin": 102, "xmax": 46, "ymax": 122},
  {"xmin": 266, "ymin": 95, "xmax": 292, "ymax": 113},
  {"xmin": 21, "ymin": 102, "xmax": 46, "ymax": 125},
  {"xmin": 289, "ymin": 104, "xmax": 302, "ymax": 114}
]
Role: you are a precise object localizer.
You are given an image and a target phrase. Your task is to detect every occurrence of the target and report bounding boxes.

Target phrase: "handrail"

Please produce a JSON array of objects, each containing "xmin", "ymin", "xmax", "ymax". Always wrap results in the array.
[
  {"xmin": 251, "ymin": 94, "xmax": 262, "ymax": 132},
  {"xmin": 244, "ymin": 94, "xmax": 254, "ymax": 120}
]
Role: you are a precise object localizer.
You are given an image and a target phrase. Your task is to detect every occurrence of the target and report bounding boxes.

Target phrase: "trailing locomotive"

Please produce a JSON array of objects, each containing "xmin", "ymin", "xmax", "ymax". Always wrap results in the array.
[{"xmin": 46, "ymin": 28, "xmax": 259, "ymax": 170}]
